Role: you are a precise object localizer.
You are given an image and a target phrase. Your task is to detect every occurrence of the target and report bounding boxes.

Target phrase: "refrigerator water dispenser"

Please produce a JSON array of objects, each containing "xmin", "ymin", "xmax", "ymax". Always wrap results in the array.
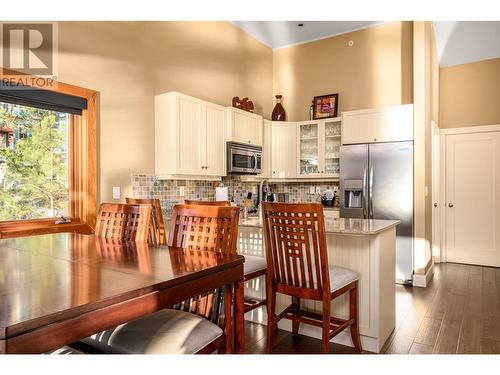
[{"xmin": 343, "ymin": 179, "xmax": 363, "ymax": 208}]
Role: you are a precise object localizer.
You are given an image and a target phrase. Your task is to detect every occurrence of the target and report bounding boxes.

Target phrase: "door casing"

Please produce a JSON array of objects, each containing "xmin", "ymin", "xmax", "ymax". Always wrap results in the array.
[{"xmin": 439, "ymin": 124, "xmax": 500, "ymax": 263}]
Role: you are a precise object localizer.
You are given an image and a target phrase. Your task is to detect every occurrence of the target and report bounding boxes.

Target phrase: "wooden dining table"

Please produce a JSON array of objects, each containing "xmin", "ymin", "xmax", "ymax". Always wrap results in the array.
[{"xmin": 0, "ymin": 232, "xmax": 245, "ymax": 354}]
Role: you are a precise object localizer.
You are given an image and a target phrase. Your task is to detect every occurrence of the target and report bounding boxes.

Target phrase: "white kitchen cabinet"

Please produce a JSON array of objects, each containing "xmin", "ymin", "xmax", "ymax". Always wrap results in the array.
[
  {"xmin": 271, "ymin": 121, "xmax": 296, "ymax": 179},
  {"xmin": 226, "ymin": 107, "xmax": 263, "ymax": 146},
  {"xmin": 296, "ymin": 118, "xmax": 341, "ymax": 178},
  {"xmin": 155, "ymin": 92, "xmax": 226, "ymax": 178},
  {"xmin": 342, "ymin": 104, "xmax": 413, "ymax": 145},
  {"xmin": 258, "ymin": 119, "xmax": 272, "ymax": 178},
  {"xmin": 297, "ymin": 120, "xmax": 321, "ymax": 177},
  {"xmin": 204, "ymin": 102, "xmax": 227, "ymax": 176}
]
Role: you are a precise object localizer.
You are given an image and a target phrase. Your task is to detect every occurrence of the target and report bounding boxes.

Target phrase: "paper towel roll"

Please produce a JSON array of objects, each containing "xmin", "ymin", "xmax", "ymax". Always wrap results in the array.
[{"xmin": 215, "ymin": 186, "xmax": 228, "ymax": 201}]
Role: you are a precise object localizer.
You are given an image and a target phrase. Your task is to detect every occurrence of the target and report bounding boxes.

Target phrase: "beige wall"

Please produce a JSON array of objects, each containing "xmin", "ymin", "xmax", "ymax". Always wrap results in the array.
[
  {"xmin": 56, "ymin": 22, "xmax": 273, "ymax": 202},
  {"xmin": 413, "ymin": 21, "xmax": 439, "ymax": 276},
  {"xmin": 439, "ymin": 58, "xmax": 500, "ymax": 128},
  {"xmin": 273, "ymin": 21, "xmax": 413, "ymax": 121}
]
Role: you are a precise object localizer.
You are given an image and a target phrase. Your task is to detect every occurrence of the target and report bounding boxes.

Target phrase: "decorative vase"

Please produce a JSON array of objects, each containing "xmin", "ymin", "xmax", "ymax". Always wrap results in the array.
[{"xmin": 272, "ymin": 95, "xmax": 286, "ymax": 121}]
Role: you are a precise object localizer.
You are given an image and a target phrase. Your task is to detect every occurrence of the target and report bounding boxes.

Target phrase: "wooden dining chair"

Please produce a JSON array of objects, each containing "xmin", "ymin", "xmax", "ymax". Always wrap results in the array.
[
  {"xmin": 180, "ymin": 200, "xmax": 268, "ymax": 314},
  {"xmin": 261, "ymin": 202, "xmax": 361, "ymax": 353},
  {"xmin": 95, "ymin": 203, "xmax": 152, "ymax": 243},
  {"xmin": 79, "ymin": 204, "xmax": 240, "ymax": 354},
  {"xmin": 125, "ymin": 197, "xmax": 167, "ymax": 245}
]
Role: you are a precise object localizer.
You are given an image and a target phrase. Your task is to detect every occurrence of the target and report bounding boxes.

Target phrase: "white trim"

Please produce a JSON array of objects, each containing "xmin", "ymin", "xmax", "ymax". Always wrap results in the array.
[
  {"xmin": 431, "ymin": 122, "xmax": 441, "ymax": 262},
  {"xmin": 413, "ymin": 262, "xmax": 435, "ymax": 288},
  {"xmin": 439, "ymin": 132, "xmax": 447, "ymax": 262},
  {"xmin": 155, "ymin": 174, "xmax": 222, "ymax": 181},
  {"xmin": 440, "ymin": 124, "xmax": 500, "ymax": 135}
]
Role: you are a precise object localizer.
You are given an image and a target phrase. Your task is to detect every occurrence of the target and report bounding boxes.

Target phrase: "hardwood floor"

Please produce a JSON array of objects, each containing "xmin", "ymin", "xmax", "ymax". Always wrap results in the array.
[{"xmin": 244, "ymin": 263, "xmax": 500, "ymax": 354}]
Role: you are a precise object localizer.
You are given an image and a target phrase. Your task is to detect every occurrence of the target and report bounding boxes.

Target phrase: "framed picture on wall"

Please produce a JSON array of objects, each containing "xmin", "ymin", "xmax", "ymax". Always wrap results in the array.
[{"xmin": 313, "ymin": 94, "xmax": 339, "ymax": 119}]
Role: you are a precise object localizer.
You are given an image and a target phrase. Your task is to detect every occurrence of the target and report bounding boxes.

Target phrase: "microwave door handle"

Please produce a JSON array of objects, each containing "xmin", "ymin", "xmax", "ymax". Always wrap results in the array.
[
  {"xmin": 369, "ymin": 164, "xmax": 374, "ymax": 219},
  {"xmin": 252, "ymin": 153, "xmax": 258, "ymax": 172},
  {"xmin": 362, "ymin": 167, "xmax": 368, "ymax": 219}
]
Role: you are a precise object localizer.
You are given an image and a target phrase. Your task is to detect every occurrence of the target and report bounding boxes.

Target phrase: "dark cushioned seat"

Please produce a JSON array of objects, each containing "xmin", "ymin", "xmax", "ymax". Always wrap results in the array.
[{"xmin": 81, "ymin": 309, "xmax": 222, "ymax": 354}]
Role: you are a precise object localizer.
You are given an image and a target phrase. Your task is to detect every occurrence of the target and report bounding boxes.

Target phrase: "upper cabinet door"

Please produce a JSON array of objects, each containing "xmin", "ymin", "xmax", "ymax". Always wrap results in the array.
[
  {"xmin": 272, "ymin": 121, "xmax": 296, "ymax": 179},
  {"xmin": 323, "ymin": 119, "xmax": 341, "ymax": 177},
  {"xmin": 205, "ymin": 103, "xmax": 226, "ymax": 176},
  {"xmin": 259, "ymin": 119, "xmax": 272, "ymax": 178},
  {"xmin": 297, "ymin": 121, "xmax": 321, "ymax": 177},
  {"xmin": 227, "ymin": 107, "xmax": 263, "ymax": 146},
  {"xmin": 342, "ymin": 104, "xmax": 413, "ymax": 145},
  {"xmin": 177, "ymin": 96, "xmax": 203, "ymax": 174}
]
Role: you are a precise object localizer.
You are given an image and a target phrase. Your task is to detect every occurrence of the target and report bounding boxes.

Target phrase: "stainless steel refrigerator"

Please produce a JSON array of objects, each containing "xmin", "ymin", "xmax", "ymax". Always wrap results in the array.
[{"xmin": 340, "ymin": 142, "xmax": 414, "ymax": 284}]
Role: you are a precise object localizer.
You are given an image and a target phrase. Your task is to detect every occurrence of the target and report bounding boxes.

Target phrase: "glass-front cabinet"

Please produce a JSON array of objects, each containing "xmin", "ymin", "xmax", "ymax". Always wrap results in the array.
[
  {"xmin": 298, "ymin": 122, "xmax": 320, "ymax": 176},
  {"xmin": 296, "ymin": 118, "xmax": 341, "ymax": 178},
  {"xmin": 323, "ymin": 119, "xmax": 341, "ymax": 176}
]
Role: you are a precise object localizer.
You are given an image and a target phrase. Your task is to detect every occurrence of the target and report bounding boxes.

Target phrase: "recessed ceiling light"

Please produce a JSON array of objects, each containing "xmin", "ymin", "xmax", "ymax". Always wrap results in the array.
[{"xmin": 297, "ymin": 23, "xmax": 304, "ymax": 27}]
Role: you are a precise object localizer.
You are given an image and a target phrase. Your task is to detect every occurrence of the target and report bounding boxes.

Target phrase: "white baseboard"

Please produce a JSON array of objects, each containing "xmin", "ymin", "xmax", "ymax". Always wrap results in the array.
[{"xmin": 413, "ymin": 262, "xmax": 435, "ymax": 287}]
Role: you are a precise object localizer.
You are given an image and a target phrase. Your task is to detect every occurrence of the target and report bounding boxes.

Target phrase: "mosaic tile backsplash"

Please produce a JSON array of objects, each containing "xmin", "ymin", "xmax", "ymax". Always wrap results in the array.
[{"xmin": 132, "ymin": 174, "xmax": 339, "ymax": 215}]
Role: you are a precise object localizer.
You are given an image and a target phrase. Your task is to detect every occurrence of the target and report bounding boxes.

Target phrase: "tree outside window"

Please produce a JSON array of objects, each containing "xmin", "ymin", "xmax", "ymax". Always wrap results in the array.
[{"xmin": 0, "ymin": 102, "xmax": 70, "ymax": 221}]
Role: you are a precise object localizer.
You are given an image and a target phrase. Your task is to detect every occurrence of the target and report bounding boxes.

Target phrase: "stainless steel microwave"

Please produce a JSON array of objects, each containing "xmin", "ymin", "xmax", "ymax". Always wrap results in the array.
[{"xmin": 226, "ymin": 142, "xmax": 262, "ymax": 174}]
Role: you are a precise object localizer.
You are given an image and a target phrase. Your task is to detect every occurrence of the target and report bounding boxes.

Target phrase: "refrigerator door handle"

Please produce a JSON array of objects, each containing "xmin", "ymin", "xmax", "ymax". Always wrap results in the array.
[
  {"xmin": 362, "ymin": 167, "xmax": 368, "ymax": 219},
  {"xmin": 369, "ymin": 164, "xmax": 374, "ymax": 218}
]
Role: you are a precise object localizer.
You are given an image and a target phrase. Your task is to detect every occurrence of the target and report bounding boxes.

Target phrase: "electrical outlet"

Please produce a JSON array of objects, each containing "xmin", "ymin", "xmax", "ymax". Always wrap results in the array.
[
  {"xmin": 309, "ymin": 186, "xmax": 315, "ymax": 195},
  {"xmin": 112, "ymin": 186, "xmax": 121, "ymax": 200},
  {"xmin": 315, "ymin": 186, "xmax": 321, "ymax": 194},
  {"xmin": 179, "ymin": 186, "xmax": 185, "ymax": 196}
]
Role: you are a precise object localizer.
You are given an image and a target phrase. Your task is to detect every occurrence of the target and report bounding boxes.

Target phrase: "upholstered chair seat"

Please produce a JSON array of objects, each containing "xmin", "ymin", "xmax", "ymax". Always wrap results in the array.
[{"xmin": 81, "ymin": 309, "xmax": 223, "ymax": 354}]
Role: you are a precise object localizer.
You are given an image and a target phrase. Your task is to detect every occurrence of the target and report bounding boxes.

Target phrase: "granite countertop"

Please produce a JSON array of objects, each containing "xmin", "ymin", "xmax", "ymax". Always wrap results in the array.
[{"xmin": 239, "ymin": 217, "xmax": 399, "ymax": 235}]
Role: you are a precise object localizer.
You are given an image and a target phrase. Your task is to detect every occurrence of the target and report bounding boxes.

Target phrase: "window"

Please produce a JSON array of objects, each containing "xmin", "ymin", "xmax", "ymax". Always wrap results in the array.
[
  {"xmin": 0, "ymin": 102, "xmax": 71, "ymax": 220},
  {"xmin": 0, "ymin": 68, "xmax": 97, "ymax": 237}
]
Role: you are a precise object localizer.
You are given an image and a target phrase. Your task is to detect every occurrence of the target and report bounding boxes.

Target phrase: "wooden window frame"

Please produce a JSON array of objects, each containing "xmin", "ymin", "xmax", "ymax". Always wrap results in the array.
[{"xmin": 0, "ymin": 68, "xmax": 97, "ymax": 238}]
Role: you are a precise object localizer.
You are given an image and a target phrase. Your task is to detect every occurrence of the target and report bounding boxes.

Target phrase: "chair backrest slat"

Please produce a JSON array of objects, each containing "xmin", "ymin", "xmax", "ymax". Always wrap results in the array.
[
  {"xmin": 168, "ymin": 204, "xmax": 239, "ymax": 254},
  {"xmin": 126, "ymin": 198, "xmax": 166, "ymax": 245},
  {"xmin": 262, "ymin": 203, "xmax": 330, "ymax": 296},
  {"xmin": 95, "ymin": 203, "xmax": 151, "ymax": 243}
]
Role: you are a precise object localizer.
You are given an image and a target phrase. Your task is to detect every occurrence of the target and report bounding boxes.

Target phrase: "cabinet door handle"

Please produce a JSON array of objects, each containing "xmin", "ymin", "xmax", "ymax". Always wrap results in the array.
[{"xmin": 448, "ymin": 203, "xmax": 454, "ymax": 208}]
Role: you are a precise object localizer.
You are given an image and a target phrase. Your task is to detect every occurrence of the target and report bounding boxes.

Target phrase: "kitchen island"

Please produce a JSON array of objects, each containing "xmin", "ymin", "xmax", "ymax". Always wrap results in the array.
[{"xmin": 238, "ymin": 216, "xmax": 399, "ymax": 353}]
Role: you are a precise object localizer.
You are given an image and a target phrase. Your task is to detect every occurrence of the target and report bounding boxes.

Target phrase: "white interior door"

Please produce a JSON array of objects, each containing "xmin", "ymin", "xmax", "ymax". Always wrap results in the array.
[{"xmin": 445, "ymin": 131, "xmax": 500, "ymax": 266}]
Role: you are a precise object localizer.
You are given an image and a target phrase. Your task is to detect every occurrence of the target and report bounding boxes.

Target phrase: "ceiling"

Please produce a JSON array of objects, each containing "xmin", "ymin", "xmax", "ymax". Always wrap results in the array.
[
  {"xmin": 232, "ymin": 21, "xmax": 382, "ymax": 49},
  {"xmin": 234, "ymin": 21, "xmax": 500, "ymax": 67},
  {"xmin": 433, "ymin": 21, "xmax": 500, "ymax": 67}
]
